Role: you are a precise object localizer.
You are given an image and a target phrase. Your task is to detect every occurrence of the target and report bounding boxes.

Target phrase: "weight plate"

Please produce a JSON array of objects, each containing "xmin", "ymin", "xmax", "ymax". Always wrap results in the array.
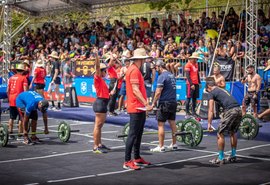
[
  {"xmin": 122, "ymin": 123, "xmax": 130, "ymax": 143},
  {"xmin": 239, "ymin": 114, "xmax": 259, "ymax": 140},
  {"xmin": 176, "ymin": 120, "xmax": 185, "ymax": 142},
  {"xmin": 0, "ymin": 124, "xmax": 9, "ymax": 147},
  {"xmin": 58, "ymin": 121, "xmax": 71, "ymax": 142},
  {"xmin": 182, "ymin": 118, "xmax": 203, "ymax": 147}
]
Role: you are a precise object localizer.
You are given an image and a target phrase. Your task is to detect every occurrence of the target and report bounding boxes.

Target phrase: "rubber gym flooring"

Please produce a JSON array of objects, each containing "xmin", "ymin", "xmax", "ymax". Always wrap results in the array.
[{"xmin": 0, "ymin": 108, "xmax": 270, "ymax": 185}]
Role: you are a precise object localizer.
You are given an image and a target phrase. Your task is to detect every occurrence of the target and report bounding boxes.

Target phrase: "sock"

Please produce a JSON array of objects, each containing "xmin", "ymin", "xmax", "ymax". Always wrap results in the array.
[
  {"xmin": 231, "ymin": 148, "xmax": 236, "ymax": 157},
  {"xmin": 218, "ymin": 150, "xmax": 224, "ymax": 160},
  {"xmin": 51, "ymin": 101, "xmax": 55, "ymax": 107},
  {"xmin": 57, "ymin": 102, "xmax": 61, "ymax": 108}
]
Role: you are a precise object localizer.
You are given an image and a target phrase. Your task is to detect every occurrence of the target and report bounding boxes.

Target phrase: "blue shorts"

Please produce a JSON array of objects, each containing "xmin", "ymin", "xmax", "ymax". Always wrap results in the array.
[{"xmin": 119, "ymin": 81, "xmax": 126, "ymax": 96}]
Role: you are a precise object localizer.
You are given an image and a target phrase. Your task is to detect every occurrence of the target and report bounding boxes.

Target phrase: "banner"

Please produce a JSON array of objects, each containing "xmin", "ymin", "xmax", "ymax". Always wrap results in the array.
[
  {"xmin": 75, "ymin": 60, "xmax": 95, "ymax": 77},
  {"xmin": 212, "ymin": 57, "xmax": 235, "ymax": 81}
]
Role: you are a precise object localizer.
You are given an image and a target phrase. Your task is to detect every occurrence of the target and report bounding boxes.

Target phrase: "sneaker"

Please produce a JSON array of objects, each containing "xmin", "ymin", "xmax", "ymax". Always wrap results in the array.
[
  {"xmin": 93, "ymin": 147, "xmax": 107, "ymax": 154},
  {"xmin": 123, "ymin": 160, "xmax": 141, "ymax": 170},
  {"xmin": 226, "ymin": 155, "xmax": 237, "ymax": 163},
  {"xmin": 23, "ymin": 138, "xmax": 34, "ymax": 145},
  {"xmin": 99, "ymin": 144, "xmax": 111, "ymax": 150},
  {"xmin": 209, "ymin": 157, "xmax": 225, "ymax": 165},
  {"xmin": 150, "ymin": 145, "xmax": 165, "ymax": 152},
  {"xmin": 134, "ymin": 157, "xmax": 151, "ymax": 166},
  {"xmin": 115, "ymin": 110, "xmax": 121, "ymax": 115},
  {"xmin": 31, "ymin": 136, "xmax": 42, "ymax": 143},
  {"xmin": 108, "ymin": 112, "xmax": 118, "ymax": 116},
  {"xmin": 167, "ymin": 143, "xmax": 178, "ymax": 151}
]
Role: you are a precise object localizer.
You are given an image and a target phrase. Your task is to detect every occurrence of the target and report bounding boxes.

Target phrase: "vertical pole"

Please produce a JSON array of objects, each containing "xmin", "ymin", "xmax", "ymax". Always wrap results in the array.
[{"xmin": 2, "ymin": 1, "xmax": 12, "ymax": 83}]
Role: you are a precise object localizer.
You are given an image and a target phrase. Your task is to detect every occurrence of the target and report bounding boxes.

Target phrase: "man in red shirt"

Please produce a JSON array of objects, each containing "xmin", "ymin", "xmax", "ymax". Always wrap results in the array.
[
  {"xmin": 7, "ymin": 64, "xmax": 28, "ymax": 137},
  {"xmin": 123, "ymin": 48, "xmax": 152, "ymax": 170},
  {"xmin": 185, "ymin": 52, "xmax": 201, "ymax": 116},
  {"xmin": 30, "ymin": 60, "xmax": 46, "ymax": 97}
]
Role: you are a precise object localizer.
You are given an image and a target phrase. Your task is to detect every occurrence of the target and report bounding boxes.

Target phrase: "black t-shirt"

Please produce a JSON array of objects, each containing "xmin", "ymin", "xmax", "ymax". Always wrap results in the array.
[
  {"xmin": 140, "ymin": 62, "xmax": 154, "ymax": 84},
  {"xmin": 51, "ymin": 60, "xmax": 61, "ymax": 78},
  {"xmin": 208, "ymin": 87, "xmax": 239, "ymax": 110}
]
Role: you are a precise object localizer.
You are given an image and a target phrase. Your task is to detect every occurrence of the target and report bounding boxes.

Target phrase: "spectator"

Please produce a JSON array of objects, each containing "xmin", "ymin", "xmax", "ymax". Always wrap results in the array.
[{"xmin": 30, "ymin": 60, "xmax": 46, "ymax": 96}]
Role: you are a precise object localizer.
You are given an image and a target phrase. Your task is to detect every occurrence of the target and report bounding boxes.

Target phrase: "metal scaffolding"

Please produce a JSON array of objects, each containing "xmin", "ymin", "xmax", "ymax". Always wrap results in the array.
[
  {"xmin": 245, "ymin": 0, "xmax": 258, "ymax": 68},
  {"xmin": 2, "ymin": 2, "xmax": 12, "ymax": 83}
]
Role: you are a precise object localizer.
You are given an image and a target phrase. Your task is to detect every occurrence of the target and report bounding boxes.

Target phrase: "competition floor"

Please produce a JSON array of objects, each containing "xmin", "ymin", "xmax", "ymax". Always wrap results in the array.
[{"xmin": 0, "ymin": 106, "xmax": 270, "ymax": 185}]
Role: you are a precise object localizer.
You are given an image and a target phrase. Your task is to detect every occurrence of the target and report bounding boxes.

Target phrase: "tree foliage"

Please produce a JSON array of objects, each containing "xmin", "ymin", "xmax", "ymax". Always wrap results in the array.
[{"xmin": 148, "ymin": 0, "xmax": 193, "ymax": 11}]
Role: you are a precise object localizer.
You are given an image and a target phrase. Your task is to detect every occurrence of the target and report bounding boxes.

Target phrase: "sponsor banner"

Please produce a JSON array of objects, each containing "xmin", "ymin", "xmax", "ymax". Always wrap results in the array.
[
  {"xmin": 213, "ymin": 57, "xmax": 235, "ymax": 81},
  {"xmin": 75, "ymin": 60, "xmax": 95, "ymax": 77}
]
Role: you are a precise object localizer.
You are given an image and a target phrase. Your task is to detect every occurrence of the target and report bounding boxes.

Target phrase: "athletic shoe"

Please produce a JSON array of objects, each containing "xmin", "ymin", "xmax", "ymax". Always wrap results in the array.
[
  {"xmin": 226, "ymin": 155, "xmax": 237, "ymax": 163},
  {"xmin": 100, "ymin": 144, "xmax": 111, "ymax": 150},
  {"xmin": 150, "ymin": 145, "xmax": 165, "ymax": 152},
  {"xmin": 209, "ymin": 157, "xmax": 225, "ymax": 165},
  {"xmin": 167, "ymin": 143, "xmax": 178, "ymax": 151},
  {"xmin": 115, "ymin": 109, "xmax": 121, "ymax": 115},
  {"xmin": 23, "ymin": 138, "xmax": 34, "ymax": 145},
  {"xmin": 93, "ymin": 147, "xmax": 107, "ymax": 154},
  {"xmin": 123, "ymin": 160, "xmax": 141, "ymax": 170},
  {"xmin": 134, "ymin": 157, "xmax": 151, "ymax": 166},
  {"xmin": 108, "ymin": 112, "xmax": 118, "ymax": 116}
]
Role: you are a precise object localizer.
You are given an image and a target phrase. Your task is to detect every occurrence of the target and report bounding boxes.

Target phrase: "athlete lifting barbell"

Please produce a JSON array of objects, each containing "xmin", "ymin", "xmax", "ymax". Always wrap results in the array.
[
  {"xmin": 118, "ymin": 77, "xmax": 261, "ymax": 165},
  {"xmin": 0, "ymin": 91, "xmax": 79, "ymax": 147}
]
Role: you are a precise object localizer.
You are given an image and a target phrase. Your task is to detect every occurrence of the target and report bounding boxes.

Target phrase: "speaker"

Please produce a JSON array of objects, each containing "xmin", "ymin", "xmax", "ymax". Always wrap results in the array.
[{"xmin": 63, "ymin": 87, "xmax": 79, "ymax": 107}]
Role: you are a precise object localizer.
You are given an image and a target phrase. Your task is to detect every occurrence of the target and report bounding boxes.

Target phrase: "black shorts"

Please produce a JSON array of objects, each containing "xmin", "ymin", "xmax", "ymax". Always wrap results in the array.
[
  {"xmin": 218, "ymin": 107, "xmax": 242, "ymax": 134},
  {"xmin": 93, "ymin": 98, "xmax": 109, "ymax": 113},
  {"xmin": 243, "ymin": 91, "xmax": 258, "ymax": 106},
  {"xmin": 52, "ymin": 77, "xmax": 61, "ymax": 85},
  {"xmin": 186, "ymin": 84, "xmax": 199, "ymax": 99},
  {"xmin": 9, "ymin": 106, "xmax": 19, "ymax": 120},
  {"xmin": 157, "ymin": 101, "xmax": 177, "ymax": 122},
  {"xmin": 18, "ymin": 108, "xmax": 38, "ymax": 121},
  {"xmin": 35, "ymin": 83, "xmax": 45, "ymax": 90}
]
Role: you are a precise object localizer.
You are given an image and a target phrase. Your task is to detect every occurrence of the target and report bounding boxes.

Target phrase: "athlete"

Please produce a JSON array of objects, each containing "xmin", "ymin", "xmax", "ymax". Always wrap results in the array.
[
  {"xmin": 16, "ymin": 91, "xmax": 49, "ymax": 145},
  {"xmin": 206, "ymin": 77, "xmax": 242, "ymax": 164},
  {"xmin": 241, "ymin": 65, "xmax": 262, "ymax": 118},
  {"xmin": 92, "ymin": 52, "xmax": 111, "ymax": 153}
]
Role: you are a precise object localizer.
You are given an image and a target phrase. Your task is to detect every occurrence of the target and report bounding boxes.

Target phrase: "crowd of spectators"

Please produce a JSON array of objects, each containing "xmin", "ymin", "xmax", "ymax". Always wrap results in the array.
[{"xmin": 1, "ymin": 7, "xmax": 270, "ymax": 79}]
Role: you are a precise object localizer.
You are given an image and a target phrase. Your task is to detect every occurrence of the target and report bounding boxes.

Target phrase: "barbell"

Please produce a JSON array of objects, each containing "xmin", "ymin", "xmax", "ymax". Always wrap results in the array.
[
  {"xmin": 117, "ymin": 120, "xmax": 185, "ymax": 143},
  {"xmin": 174, "ymin": 114, "xmax": 262, "ymax": 147},
  {"xmin": 117, "ymin": 114, "xmax": 262, "ymax": 147},
  {"xmin": 0, "ymin": 121, "xmax": 80, "ymax": 147}
]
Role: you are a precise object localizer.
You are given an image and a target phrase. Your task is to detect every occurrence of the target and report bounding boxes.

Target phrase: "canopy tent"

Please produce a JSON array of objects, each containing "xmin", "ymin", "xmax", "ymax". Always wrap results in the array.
[{"xmin": 0, "ymin": 0, "xmax": 159, "ymax": 16}]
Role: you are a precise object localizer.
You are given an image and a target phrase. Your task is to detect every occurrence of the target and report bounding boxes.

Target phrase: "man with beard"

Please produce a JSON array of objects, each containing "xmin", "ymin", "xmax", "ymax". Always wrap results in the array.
[
  {"xmin": 241, "ymin": 65, "xmax": 262, "ymax": 118},
  {"xmin": 150, "ymin": 60, "xmax": 177, "ymax": 152}
]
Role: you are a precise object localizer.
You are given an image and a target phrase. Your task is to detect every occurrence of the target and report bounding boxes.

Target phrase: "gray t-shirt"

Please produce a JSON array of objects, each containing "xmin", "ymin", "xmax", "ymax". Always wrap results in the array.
[{"xmin": 63, "ymin": 63, "xmax": 73, "ymax": 84}]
